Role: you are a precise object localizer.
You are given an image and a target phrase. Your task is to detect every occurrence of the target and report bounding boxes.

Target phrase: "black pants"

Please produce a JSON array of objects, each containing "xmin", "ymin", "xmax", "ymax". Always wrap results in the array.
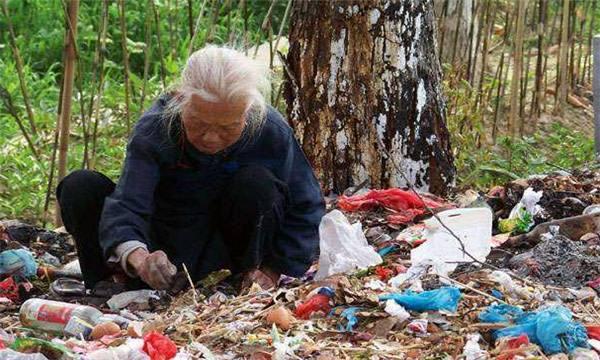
[{"xmin": 56, "ymin": 166, "xmax": 288, "ymax": 289}]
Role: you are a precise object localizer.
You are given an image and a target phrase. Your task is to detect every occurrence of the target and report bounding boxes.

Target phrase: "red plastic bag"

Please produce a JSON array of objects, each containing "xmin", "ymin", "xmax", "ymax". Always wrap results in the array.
[
  {"xmin": 586, "ymin": 325, "xmax": 600, "ymax": 341},
  {"xmin": 497, "ymin": 334, "xmax": 530, "ymax": 360},
  {"xmin": 338, "ymin": 189, "xmax": 450, "ymax": 224},
  {"xmin": 0, "ymin": 277, "xmax": 19, "ymax": 302},
  {"xmin": 142, "ymin": 331, "xmax": 177, "ymax": 360},
  {"xmin": 375, "ymin": 266, "xmax": 393, "ymax": 281}
]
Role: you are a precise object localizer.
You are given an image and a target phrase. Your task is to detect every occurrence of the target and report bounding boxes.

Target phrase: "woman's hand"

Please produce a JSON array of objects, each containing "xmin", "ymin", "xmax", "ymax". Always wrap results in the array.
[
  {"xmin": 127, "ymin": 249, "xmax": 177, "ymax": 290},
  {"xmin": 242, "ymin": 267, "xmax": 280, "ymax": 290}
]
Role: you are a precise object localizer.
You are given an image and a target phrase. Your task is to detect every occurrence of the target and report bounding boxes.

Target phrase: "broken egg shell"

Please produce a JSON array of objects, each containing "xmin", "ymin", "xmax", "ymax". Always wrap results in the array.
[
  {"xmin": 90, "ymin": 321, "xmax": 121, "ymax": 340},
  {"xmin": 265, "ymin": 305, "xmax": 294, "ymax": 330},
  {"xmin": 127, "ymin": 321, "xmax": 145, "ymax": 338}
]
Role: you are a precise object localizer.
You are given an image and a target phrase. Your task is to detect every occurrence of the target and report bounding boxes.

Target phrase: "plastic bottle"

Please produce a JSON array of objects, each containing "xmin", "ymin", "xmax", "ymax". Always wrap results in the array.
[
  {"xmin": 19, "ymin": 299, "xmax": 103, "ymax": 338},
  {"xmin": 294, "ymin": 287, "xmax": 334, "ymax": 320}
]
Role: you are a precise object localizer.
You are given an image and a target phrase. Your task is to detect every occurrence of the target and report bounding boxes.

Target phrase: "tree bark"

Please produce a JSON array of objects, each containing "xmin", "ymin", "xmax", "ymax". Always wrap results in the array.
[{"xmin": 284, "ymin": 0, "xmax": 455, "ymax": 195}]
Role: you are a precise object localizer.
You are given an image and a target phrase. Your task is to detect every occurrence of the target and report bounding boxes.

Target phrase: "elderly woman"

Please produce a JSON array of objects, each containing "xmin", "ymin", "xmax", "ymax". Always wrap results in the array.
[{"xmin": 57, "ymin": 46, "xmax": 325, "ymax": 291}]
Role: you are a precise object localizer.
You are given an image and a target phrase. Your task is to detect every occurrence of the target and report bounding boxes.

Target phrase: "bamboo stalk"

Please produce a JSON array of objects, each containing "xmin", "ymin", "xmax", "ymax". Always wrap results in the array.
[
  {"xmin": 90, "ymin": 0, "xmax": 109, "ymax": 170},
  {"xmin": 167, "ymin": 0, "xmax": 175, "ymax": 58},
  {"xmin": 151, "ymin": 0, "xmax": 167, "ymax": 89},
  {"xmin": 530, "ymin": 0, "xmax": 547, "ymax": 130},
  {"xmin": 575, "ymin": 1, "xmax": 589, "ymax": 86},
  {"xmin": 556, "ymin": 0, "xmax": 570, "ymax": 113},
  {"xmin": 467, "ymin": 0, "xmax": 483, "ymax": 86},
  {"xmin": 187, "ymin": 0, "xmax": 193, "ymax": 38},
  {"xmin": 139, "ymin": 0, "xmax": 153, "ymax": 117},
  {"xmin": 242, "ymin": 0, "xmax": 248, "ymax": 53},
  {"xmin": 1, "ymin": 0, "xmax": 37, "ymax": 136},
  {"xmin": 188, "ymin": 0, "xmax": 209, "ymax": 55},
  {"xmin": 450, "ymin": 0, "xmax": 464, "ymax": 67},
  {"xmin": 582, "ymin": 0, "xmax": 597, "ymax": 84},
  {"xmin": 0, "ymin": 86, "xmax": 41, "ymax": 163},
  {"xmin": 205, "ymin": 0, "xmax": 225, "ymax": 45},
  {"xmin": 253, "ymin": 0, "xmax": 277, "ymax": 58},
  {"xmin": 508, "ymin": 0, "xmax": 527, "ymax": 139},
  {"xmin": 476, "ymin": 0, "xmax": 493, "ymax": 108},
  {"xmin": 567, "ymin": 0, "xmax": 576, "ymax": 89},
  {"xmin": 438, "ymin": 0, "xmax": 450, "ymax": 63},
  {"xmin": 118, "ymin": 0, "xmax": 131, "ymax": 135},
  {"xmin": 56, "ymin": 0, "xmax": 80, "ymax": 226}
]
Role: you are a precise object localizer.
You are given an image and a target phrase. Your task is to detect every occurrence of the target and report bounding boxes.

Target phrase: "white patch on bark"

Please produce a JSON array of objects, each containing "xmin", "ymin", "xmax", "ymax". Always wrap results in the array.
[
  {"xmin": 370, "ymin": 8, "xmax": 380, "ymax": 24},
  {"xmin": 389, "ymin": 133, "xmax": 430, "ymax": 192},
  {"xmin": 328, "ymin": 28, "xmax": 347, "ymax": 106},
  {"xmin": 376, "ymin": 113, "xmax": 387, "ymax": 140},
  {"xmin": 336, "ymin": 129, "xmax": 348, "ymax": 151},
  {"xmin": 415, "ymin": 79, "xmax": 427, "ymax": 138}
]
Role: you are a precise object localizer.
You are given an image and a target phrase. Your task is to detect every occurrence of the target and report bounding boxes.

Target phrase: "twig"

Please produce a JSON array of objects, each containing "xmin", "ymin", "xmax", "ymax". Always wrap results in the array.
[
  {"xmin": 182, "ymin": 263, "xmax": 199, "ymax": 308},
  {"xmin": 437, "ymin": 273, "xmax": 508, "ymax": 304},
  {"xmin": 376, "ymin": 138, "xmax": 530, "ymax": 283}
]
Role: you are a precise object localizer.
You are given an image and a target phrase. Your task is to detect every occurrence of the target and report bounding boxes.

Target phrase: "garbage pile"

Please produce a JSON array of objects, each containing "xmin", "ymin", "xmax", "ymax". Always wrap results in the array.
[{"xmin": 2, "ymin": 170, "xmax": 600, "ymax": 359}]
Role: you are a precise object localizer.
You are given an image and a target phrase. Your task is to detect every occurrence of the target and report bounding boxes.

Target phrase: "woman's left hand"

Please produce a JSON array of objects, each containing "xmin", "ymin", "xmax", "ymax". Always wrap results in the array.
[{"xmin": 242, "ymin": 267, "xmax": 280, "ymax": 290}]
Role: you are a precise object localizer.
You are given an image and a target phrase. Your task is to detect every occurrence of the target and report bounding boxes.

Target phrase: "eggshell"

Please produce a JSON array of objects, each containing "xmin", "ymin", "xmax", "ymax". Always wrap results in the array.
[
  {"xmin": 90, "ymin": 321, "xmax": 121, "ymax": 340},
  {"xmin": 266, "ymin": 306, "xmax": 294, "ymax": 330}
]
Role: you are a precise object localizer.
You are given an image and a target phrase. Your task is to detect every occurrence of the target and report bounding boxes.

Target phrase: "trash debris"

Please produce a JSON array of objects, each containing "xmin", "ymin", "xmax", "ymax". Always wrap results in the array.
[
  {"xmin": 410, "ymin": 207, "xmax": 492, "ymax": 277},
  {"xmin": 142, "ymin": 331, "xmax": 177, "ymax": 360},
  {"xmin": 106, "ymin": 289, "xmax": 161, "ymax": 311},
  {"xmin": 338, "ymin": 307, "xmax": 359, "ymax": 332},
  {"xmin": 294, "ymin": 287, "xmax": 334, "ymax": 319},
  {"xmin": 489, "ymin": 271, "xmax": 533, "ymax": 299},
  {"xmin": 314, "ymin": 210, "xmax": 382, "ymax": 280},
  {"xmin": 478, "ymin": 304, "xmax": 524, "ymax": 323},
  {"xmin": 19, "ymin": 299, "xmax": 103, "ymax": 338},
  {"xmin": 0, "ymin": 349, "xmax": 50, "ymax": 360},
  {"xmin": 490, "ymin": 305, "xmax": 589, "ymax": 354},
  {"xmin": 39, "ymin": 253, "xmax": 60, "ymax": 267},
  {"xmin": 380, "ymin": 286, "xmax": 462, "ymax": 312},
  {"xmin": 0, "ymin": 249, "xmax": 37, "ymax": 278},
  {"xmin": 338, "ymin": 188, "xmax": 451, "ymax": 224},
  {"xmin": 383, "ymin": 299, "xmax": 410, "ymax": 321},
  {"xmin": 89, "ymin": 321, "xmax": 121, "ymax": 340},
  {"xmin": 508, "ymin": 226, "xmax": 600, "ymax": 287},
  {"xmin": 265, "ymin": 306, "xmax": 294, "ymax": 331},
  {"xmin": 404, "ymin": 319, "xmax": 426, "ymax": 335},
  {"xmin": 10, "ymin": 337, "xmax": 71, "ymax": 359},
  {"xmin": 501, "ymin": 187, "xmax": 543, "ymax": 234},
  {"xmin": 462, "ymin": 333, "xmax": 488, "ymax": 360},
  {"xmin": 495, "ymin": 334, "xmax": 531, "ymax": 360}
]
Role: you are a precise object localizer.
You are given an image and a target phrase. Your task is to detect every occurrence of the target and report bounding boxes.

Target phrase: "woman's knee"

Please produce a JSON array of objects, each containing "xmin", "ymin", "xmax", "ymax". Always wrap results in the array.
[
  {"xmin": 227, "ymin": 165, "xmax": 288, "ymax": 214},
  {"xmin": 56, "ymin": 170, "xmax": 115, "ymax": 209}
]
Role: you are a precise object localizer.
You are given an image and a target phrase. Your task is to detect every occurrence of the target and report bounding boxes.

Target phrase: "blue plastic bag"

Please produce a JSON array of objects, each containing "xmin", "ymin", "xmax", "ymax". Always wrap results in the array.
[
  {"xmin": 490, "ymin": 305, "xmax": 589, "ymax": 354},
  {"xmin": 338, "ymin": 307, "xmax": 359, "ymax": 332},
  {"xmin": 0, "ymin": 249, "xmax": 38, "ymax": 278},
  {"xmin": 478, "ymin": 304, "xmax": 524, "ymax": 323},
  {"xmin": 379, "ymin": 287, "xmax": 462, "ymax": 312}
]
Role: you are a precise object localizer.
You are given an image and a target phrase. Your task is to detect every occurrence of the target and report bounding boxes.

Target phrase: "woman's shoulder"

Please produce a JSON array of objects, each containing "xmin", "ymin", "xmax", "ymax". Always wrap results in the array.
[{"xmin": 261, "ymin": 105, "xmax": 293, "ymax": 139}]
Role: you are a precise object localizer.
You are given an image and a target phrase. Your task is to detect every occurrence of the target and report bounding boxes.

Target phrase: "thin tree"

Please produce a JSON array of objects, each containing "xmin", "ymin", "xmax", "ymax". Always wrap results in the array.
[
  {"xmin": 556, "ymin": 0, "xmax": 570, "ymax": 113},
  {"xmin": 508, "ymin": 0, "xmax": 527, "ymax": 138},
  {"xmin": 1, "ymin": 0, "xmax": 37, "ymax": 135},
  {"xmin": 118, "ymin": 0, "xmax": 131, "ymax": 135},
  {"xmin": 151, "ymin": 0, "xmax": 167, "ymax": 89},
  {"xmin": 56, "ymin": 0, "xmax": 80, "ymax": 225}
]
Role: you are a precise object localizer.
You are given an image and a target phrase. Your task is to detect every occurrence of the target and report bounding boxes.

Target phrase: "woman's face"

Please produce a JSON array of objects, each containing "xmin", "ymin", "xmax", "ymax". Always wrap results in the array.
[{"xmin": 181, "ymin": 93, "xmax": 247, "ymax": 154}]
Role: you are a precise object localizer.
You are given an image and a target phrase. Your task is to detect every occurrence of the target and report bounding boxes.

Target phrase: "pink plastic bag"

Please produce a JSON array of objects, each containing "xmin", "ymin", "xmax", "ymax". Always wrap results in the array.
[
  {"xmin": 142, "ymin": 331, "xmax": 177, "ymax": 360},
  {"xmin": 338, "ymin": 189, "xmax": 450, "ymax": 224}
]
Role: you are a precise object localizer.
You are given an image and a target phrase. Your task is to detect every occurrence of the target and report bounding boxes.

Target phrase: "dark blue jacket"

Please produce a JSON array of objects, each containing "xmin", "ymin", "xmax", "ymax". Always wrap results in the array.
[{"xmin": 98, "ymin": 96, "xmax": 325, "ymax": 278}]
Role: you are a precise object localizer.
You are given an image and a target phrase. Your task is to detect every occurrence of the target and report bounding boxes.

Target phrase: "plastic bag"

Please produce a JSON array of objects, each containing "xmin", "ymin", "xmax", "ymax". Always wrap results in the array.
[
  {"xmin": 338, "ymin": 188, "xmax": 449, "ymax": 225},
  {"xmin": 107, "ymin": 289, "xmax": 160, "ymax": 311},
  {"xmin": 499, "ymin": 187, "xmax": 543, "ymax": 234},
  {"xmin": 383, "ymin": 300, "xmax": 410, "ymax": 321},
  {"xmin": 462, "ymin": 333, "xmax": 488, "ymax": 360},
  {"xmin": 143, "ymin": 332, "xmax": 178, "ymax": 360},
  {"xmin": 87, "ymin": 338, "xmax": 150, "ymax": 360},
  {"xmin": 493, "ymin": 305, "xmax": 589, "ymax": 354},
  {"xmin": 0, "ymin": 349, "xmax": 49, "ymax": 360},
  {"xmin": 338, "ymin": 307, "xmax": 359, "ymax": 332},
  {"xmin": 314, "ymin": 210, "xmax": 382, "ymax": 280},
  {"xmin": 0, "ymin": 249, "xmax": 37, "ymax": 278},
  {"xmin": 380, "ymin": 287, "xmax": 462, "ymax": 312},
  {"xmin": 478, "ymin": 304, "xmax": 524, "ymax": 323},
  {"xmin": 410, "ymin": 208, "xmax": 492, "ymax": 278},
  {"xmin": 294, "ymin": 287, "xmax": 334, "ymax": 320}
]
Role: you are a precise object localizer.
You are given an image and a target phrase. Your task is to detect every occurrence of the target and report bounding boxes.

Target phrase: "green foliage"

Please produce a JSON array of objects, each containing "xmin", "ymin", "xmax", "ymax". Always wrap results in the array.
[{"xmin": 0, "ymin": 0, "xmax": 288, "ymax": 222}]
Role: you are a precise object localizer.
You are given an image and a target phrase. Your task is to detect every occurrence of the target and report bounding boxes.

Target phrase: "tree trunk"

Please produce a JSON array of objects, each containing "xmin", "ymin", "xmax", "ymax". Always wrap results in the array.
[
  {"xmin": 434, "ymin": 0, "xmax": 474, "ymax": 68},
  {"xmin": 284, "ymin": 0, "xmax": 455, "ymax": 195},
  {"xmin": 56, "ymin": 0, "xmax": 79, "ymax": 225}
]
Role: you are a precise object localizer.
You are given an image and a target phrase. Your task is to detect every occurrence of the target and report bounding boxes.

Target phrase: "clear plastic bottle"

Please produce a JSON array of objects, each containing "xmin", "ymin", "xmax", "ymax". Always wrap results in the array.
[{"xmin": 19, "ymin": 299, "xmax": 103, "ymax": 338}]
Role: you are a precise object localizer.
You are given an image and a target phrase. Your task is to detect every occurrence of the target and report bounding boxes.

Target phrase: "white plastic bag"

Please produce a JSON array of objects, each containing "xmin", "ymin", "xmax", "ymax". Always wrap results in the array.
[
  {"xmin": 410, "ymin": 208, "xmax": 492, "ymax": 278},
  {"xmin": 314, "ymin": 210, "xmax": 382, "ymax": 280}
]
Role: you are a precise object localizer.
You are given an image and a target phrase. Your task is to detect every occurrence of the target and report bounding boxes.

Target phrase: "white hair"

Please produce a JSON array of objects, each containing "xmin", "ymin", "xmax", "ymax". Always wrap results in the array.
[{"xmin": 163, "ymin": 45, "xmax": 271, "ymax": 137}]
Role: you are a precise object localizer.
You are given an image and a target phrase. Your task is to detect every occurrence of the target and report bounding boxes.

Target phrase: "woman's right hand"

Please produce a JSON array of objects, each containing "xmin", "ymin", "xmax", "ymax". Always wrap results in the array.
[{"xmin": 127, "ymin": 248, "xmax": 177, "ymax": 290}]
